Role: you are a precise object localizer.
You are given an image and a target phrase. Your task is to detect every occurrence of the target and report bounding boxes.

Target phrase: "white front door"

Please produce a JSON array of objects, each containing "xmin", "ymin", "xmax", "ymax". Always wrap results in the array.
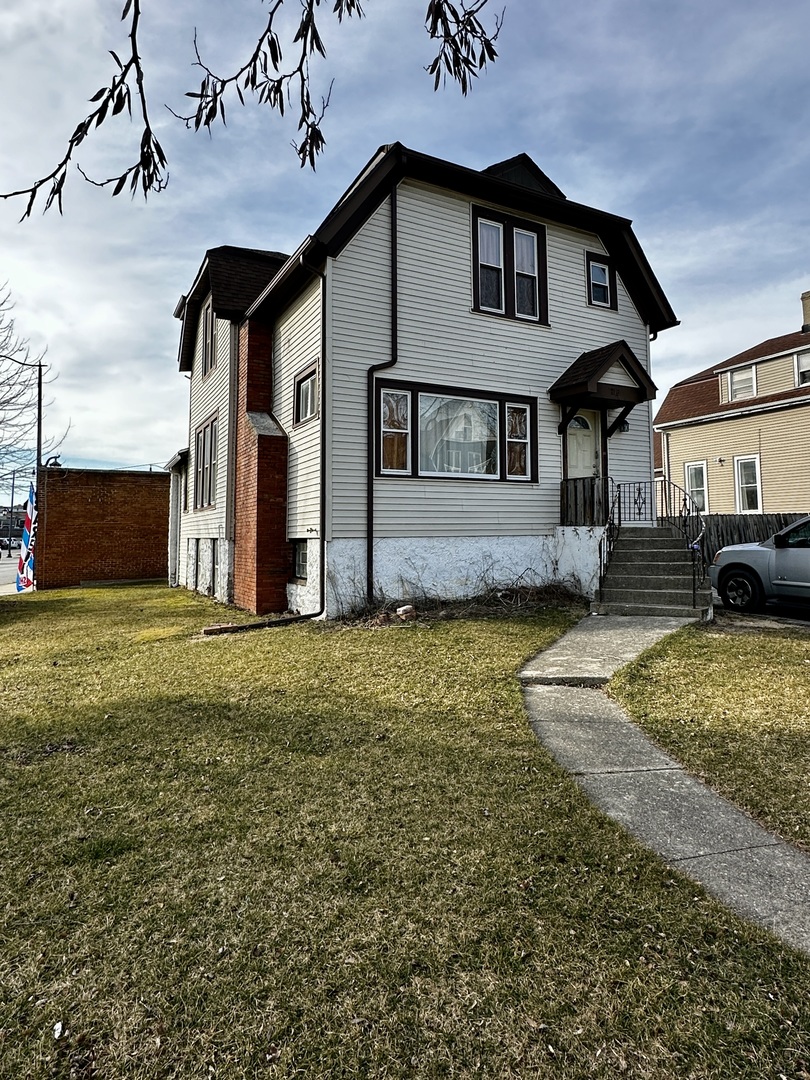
[{"xmin": 567, "ymin": 411, "xmax": 599, "ymax": 478}]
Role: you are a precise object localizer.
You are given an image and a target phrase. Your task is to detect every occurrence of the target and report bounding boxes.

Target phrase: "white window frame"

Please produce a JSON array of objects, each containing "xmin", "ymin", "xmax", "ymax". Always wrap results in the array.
[
  {"xmin": 477, "ymin": 218, "xmax": 505, "ymax": 315},
  {"xmin": 734, "ymin": 454, "xmax": 761, "ymax": 513},
  {"xmin": 380, "ymin": 389, "xmax": 411, "ymax": 474},
  {"xmin": 589, "ymin": 260, "xmax": 611, "ymax": 307},
  {"xmin": 729, "ymin": 366, "xmax": 756, "ymax": 401},
  {"xmin": 795, "ymin": 351, "xmax": 810, "ymax": 387},
  {"xmin": 295, "ymin": 369, "xmax": 318, "ymax": 424},
  {"xmin": 293, "ymin": 540, "xmax": 308, "ymax": 580},
  {"xmin": 683, "ymin": 460, "xmax": 709, "ymax": 514}
]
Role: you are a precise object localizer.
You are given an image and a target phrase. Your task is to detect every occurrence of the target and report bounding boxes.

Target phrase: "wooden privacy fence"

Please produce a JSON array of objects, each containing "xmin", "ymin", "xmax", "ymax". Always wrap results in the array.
[{"xmin": 702, "ymin": 513, "xmax": 806, "ymax": 561}]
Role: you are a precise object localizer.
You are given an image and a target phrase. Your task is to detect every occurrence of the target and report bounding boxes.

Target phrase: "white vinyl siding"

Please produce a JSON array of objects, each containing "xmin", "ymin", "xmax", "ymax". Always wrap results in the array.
[
  {"xmin": 273, "ymin": 281, "xmax": 322, "ymax": 537},
  {"xmin": 328, "ymin": 181, "xmax": 654, "ymax": 540}
]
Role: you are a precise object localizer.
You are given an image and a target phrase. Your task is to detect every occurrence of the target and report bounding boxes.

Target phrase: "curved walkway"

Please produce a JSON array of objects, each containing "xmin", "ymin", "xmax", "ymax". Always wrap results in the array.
[{"xmin": 520, "ymin": 614, "xmax": 810, "ymax": 957}]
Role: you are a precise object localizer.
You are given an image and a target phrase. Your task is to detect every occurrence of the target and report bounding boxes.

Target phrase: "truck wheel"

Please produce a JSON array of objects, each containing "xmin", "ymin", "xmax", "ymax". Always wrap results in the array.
[{"xmin": 720, "ymin": 569, "xmax": 763, "ymax": 612}]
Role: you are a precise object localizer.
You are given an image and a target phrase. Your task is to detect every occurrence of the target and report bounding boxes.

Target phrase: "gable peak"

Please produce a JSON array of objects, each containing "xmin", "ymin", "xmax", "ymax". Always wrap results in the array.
[{"xmin": 482, "ymin": 154, "xmax": 566, "ymax": 199}]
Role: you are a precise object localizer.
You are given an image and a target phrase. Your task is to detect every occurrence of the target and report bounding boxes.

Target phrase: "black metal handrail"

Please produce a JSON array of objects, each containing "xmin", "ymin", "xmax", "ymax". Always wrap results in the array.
[{"xmin": 599, "ymin": 479, "xmax": 707, "ymax": 605}]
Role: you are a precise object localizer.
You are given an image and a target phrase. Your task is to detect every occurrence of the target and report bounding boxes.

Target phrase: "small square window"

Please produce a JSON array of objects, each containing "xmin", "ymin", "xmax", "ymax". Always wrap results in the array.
[
  {"xmin": 585, "ymin": 252, "xmax": 616, "ymax": 309},
  {"xmin": 295, "ymin": 369, "xmax": 318, "ymax": 423},
  {"xmin": 293, "ymin": 540, "xmax": 307, "ymax": 580}
]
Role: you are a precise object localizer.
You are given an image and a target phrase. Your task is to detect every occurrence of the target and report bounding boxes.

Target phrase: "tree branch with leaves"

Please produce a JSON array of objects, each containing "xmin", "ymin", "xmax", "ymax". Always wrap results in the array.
[{"xmin": 0, "ymin": 0, "xmax": 502, "ymax": 217}]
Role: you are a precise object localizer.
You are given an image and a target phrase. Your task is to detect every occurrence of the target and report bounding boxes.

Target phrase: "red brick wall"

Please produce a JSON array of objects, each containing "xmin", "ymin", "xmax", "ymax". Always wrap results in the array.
[
  {"xmin": 233, "ymin": 320, "xmax": 292, "ymax": 614},
  {"xmin": 36, "ymin": 468, "xmax": 169, "ymax": 589}
]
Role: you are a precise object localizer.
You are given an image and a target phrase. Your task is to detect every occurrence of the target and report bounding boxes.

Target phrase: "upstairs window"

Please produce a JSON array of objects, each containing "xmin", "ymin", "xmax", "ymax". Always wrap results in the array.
[
  {"xmin": 729, "ymin": 366, "xmax": 755, "ymax": 401},
  {"xmin": 294, "ymin": 368, "xmax": 318, "ymax": 424},
  {"xmin": 472, "ymin": 208, "xmax": 547, "ymax": 324},
  {"xmin": 201, "ymin": 300, "xmax": 217, "ymax": 378},
  {"xmin": 585, "ymin": 252, "xmax": 617, "ymax": 310},
  {"xmin": 796, "ymin": 352, "xmax": 810, "ymax": 387}
]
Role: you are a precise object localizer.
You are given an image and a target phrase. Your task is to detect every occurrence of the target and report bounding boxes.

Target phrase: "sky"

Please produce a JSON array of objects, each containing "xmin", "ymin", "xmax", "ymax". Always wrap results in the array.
[{"xmin": 1, "ymin": 0, "xmax": 808, "ymax": 503}]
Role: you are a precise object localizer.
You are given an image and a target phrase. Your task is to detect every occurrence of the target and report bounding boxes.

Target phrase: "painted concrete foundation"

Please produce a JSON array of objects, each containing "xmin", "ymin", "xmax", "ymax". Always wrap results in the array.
[{"xmin": 323, "ymin": 527, "xmax": 604, "ymax": 618}]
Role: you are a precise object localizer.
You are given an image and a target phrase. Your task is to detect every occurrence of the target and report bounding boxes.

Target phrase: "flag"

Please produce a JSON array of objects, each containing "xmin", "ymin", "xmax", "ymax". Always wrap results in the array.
[{"xmin": 16, "ymin": 482, "xmax": 36, "ymax": 593}]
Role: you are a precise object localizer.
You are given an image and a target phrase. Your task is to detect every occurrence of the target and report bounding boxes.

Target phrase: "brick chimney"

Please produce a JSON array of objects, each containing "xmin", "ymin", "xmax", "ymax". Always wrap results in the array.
[{"xmin": 802, "ymin": 290, "xmax": 810, "ymax": 334}]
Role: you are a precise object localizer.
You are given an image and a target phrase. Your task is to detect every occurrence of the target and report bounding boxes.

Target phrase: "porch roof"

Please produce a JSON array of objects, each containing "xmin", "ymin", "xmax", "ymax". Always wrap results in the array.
[{"xmin": 548, "ymin": 340, "xmax": 657, "ymax": 410}]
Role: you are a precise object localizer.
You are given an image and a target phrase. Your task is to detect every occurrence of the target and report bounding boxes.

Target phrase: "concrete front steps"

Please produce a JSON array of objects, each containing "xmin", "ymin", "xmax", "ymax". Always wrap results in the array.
[{"xmin": 590, "ymin": 525, "xmax": 712, "ymax": 620}]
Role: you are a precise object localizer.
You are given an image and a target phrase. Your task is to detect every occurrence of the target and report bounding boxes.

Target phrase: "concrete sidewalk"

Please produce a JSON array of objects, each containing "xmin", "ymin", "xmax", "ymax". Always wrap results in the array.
[{"xmin": 520, "ymin": 614, "xmax": 810, "ymax": 957}]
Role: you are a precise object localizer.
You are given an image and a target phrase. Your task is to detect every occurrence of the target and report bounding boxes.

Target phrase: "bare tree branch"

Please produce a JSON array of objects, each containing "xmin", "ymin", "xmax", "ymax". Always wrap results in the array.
[
  {"xmin": 0, "ymin": 0, "xmax": 502, "ymax": 215},
  {"xmin": 0, "ymin": 286, "xmax": 62, "ymax": 473}
]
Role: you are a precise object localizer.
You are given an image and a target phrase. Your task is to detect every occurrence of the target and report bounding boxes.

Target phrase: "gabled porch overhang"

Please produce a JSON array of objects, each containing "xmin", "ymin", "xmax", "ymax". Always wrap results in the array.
[{"xmin": 549, "ymin": 340, "xmax": 657, "ymax": 525}]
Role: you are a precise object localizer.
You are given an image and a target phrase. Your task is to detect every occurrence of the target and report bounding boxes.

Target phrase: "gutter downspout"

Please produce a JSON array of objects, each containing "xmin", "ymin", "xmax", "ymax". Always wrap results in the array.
[
  {"xmin": 366, "ymin": 181, "xmax": 399, "ymax": 607},
  {"xmin": 296, "ymin": 255, "xmax": 328, "ymax": 621}
]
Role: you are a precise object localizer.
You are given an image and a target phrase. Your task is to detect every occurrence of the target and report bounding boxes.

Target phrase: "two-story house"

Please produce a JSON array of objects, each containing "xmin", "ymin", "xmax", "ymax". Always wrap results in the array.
[
  {"xmin": 167, "ymin": 143, "xmax": 677, "ymax": 617},
  {"xmin": 655, "ymin": 291, "xmax": 810, "ymax": 515}
]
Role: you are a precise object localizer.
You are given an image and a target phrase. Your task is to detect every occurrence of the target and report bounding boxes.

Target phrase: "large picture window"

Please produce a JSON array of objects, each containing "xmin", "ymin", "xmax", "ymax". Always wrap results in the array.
[
  {"xmin": 377, "ymin": 382, "xmax": 536, "ymax": 482},
  {"xmin": 194, "ymin": 415, "xmax": 218, "ymax": 509},
  {"xmin": 472, "ymin": 208, "xmax": 547, "ymax": 324}
]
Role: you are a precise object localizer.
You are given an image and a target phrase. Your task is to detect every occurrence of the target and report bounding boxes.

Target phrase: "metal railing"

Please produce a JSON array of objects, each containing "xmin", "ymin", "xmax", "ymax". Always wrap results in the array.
[{"xmin": 598, "ymin": 478, "xmax": 707, "ymax": 606}]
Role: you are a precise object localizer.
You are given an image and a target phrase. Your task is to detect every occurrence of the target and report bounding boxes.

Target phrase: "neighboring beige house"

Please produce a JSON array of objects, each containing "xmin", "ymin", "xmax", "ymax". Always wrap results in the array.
[{"xmin": 655, "ymin": 291, "xmax": 810, "ymax": 515}]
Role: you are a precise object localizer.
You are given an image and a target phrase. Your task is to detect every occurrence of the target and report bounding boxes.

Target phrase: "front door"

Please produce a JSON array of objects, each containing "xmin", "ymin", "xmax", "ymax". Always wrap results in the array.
[{"xmin": 567, "ymin": 411, "xmax": 599, "ymax": 478}]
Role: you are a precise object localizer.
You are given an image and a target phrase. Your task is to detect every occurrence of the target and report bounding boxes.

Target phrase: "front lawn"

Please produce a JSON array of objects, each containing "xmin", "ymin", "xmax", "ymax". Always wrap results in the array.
[
  {"xmin": 1, "ymin": 587, "xmax": 809, "ymax": 1078},
  {"xmin": 609, "ymin": 612, "xmax": 810, "ymax": 853}
]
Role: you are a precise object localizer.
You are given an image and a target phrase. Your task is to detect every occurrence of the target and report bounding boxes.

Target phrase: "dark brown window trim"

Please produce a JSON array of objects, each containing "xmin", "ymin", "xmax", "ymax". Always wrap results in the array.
[
  {"xmin": 375, "ymin": 378, "xmax": 538, "ymax": 483},
  {"xmin": 472, "ymin": 206, "xmax": 549, "ymax": 325},
  {"xmin": 585, "ymin": 251, "xmax": 618, "ymax": 311},
  {"xmin": 293, "ymin": 364, "xmax": 319, "ymax": 427}
]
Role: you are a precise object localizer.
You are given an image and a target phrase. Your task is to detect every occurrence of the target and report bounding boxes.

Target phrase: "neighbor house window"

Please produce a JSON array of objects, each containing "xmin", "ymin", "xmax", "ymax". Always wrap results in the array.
[
  {"xmin": 292, "ymin": 540, "xmax": 307, "ymax": 580},
  {"xmin": 295, "ymin": 368, "xmax": 318, "ymax": 424},
  {"xmin": 377, "ymin": 382, "xmax": 536, "ymax": 482},
  {"xmin": 684, "ymin": 460, "xmax": 708, "ymax": 513},
  {"xmin": 729, "ymin": 366, "xmax": 755, "ymax": 400},
  {"xmin": 201, "ymin": 300, "xmax": 216, "ymax": 378},
  {"xmin": 194, "ymin": 415, "xmax": 218, "ymax": 509},
  {"xmin": 472, "ymin": 208, "xmax": 547, "ymax": 323},
  {"xmin": 796, "ymin": 352, "xmax": 810, "ymax": 387},
  {"xmin": 585, "ymin": 252, "xmax": 617, "ymax": 310},
  {"xmin": 734, "ymin": 455, "xmax": 761, "ymax": 512}
]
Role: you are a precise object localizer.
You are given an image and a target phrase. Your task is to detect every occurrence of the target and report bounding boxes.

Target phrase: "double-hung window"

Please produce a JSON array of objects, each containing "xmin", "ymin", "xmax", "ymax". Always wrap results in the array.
[
  {"xmin": 194, "ymin": 415, "xmax": 218, "ymax": 509},
  {"xmin": 796, "ymin": 352, "xmax": 810, "ymax": 387},
  {"xmin": 729, "ymin": 366, "xmax": 755, "ymax": 401},
  {"xmin": 734, "ymin": 455, "xmax": 761, "ymax": 512},
  {"xmin": 684, "ymin": 461, "xmax": 708, "ymax": 513},
  {"xmin": 378, "ymin": 382, "xmax": 536, "ymax": 482},
  {"xmin": 473, "ymin": 208, "xmax": 547, "ymax": 323},
  {"xmin": 585, "ymin": 252, "xmax": 617, "ymax": 310}
]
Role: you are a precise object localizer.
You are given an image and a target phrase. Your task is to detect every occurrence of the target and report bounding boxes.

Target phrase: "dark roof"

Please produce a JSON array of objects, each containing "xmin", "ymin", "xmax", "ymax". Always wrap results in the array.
[
  {"xmin": 176, "ymin": 246, "xmax": 288, "ymax": 372},
  {"xmin": 548, "ymin": 339, "xmax": 657, "ymax": 407},
  {"xmin": 246, "ymin": 142, "xmax": 678, "ymax": 335},
  {"xmin": 655, "ymin": 327, "xmax": 810, "ymax": 427}
]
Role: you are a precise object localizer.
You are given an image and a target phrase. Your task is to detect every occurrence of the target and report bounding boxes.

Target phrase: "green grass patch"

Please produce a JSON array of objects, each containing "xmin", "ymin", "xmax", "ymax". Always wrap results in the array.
[
  {"xmin": 609, "ymin": 614, "xmax": 810, "ymax": 854},
  {"xmin": 1, "ymin": 587, "xmax": 809, "ymax": 1078}
]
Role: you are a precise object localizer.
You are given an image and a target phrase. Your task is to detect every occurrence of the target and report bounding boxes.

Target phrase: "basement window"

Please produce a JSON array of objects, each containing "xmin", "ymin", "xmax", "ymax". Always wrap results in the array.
[{"xmin": 292, "ymin": 540, "xmax": 308, "ymax": 581}]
